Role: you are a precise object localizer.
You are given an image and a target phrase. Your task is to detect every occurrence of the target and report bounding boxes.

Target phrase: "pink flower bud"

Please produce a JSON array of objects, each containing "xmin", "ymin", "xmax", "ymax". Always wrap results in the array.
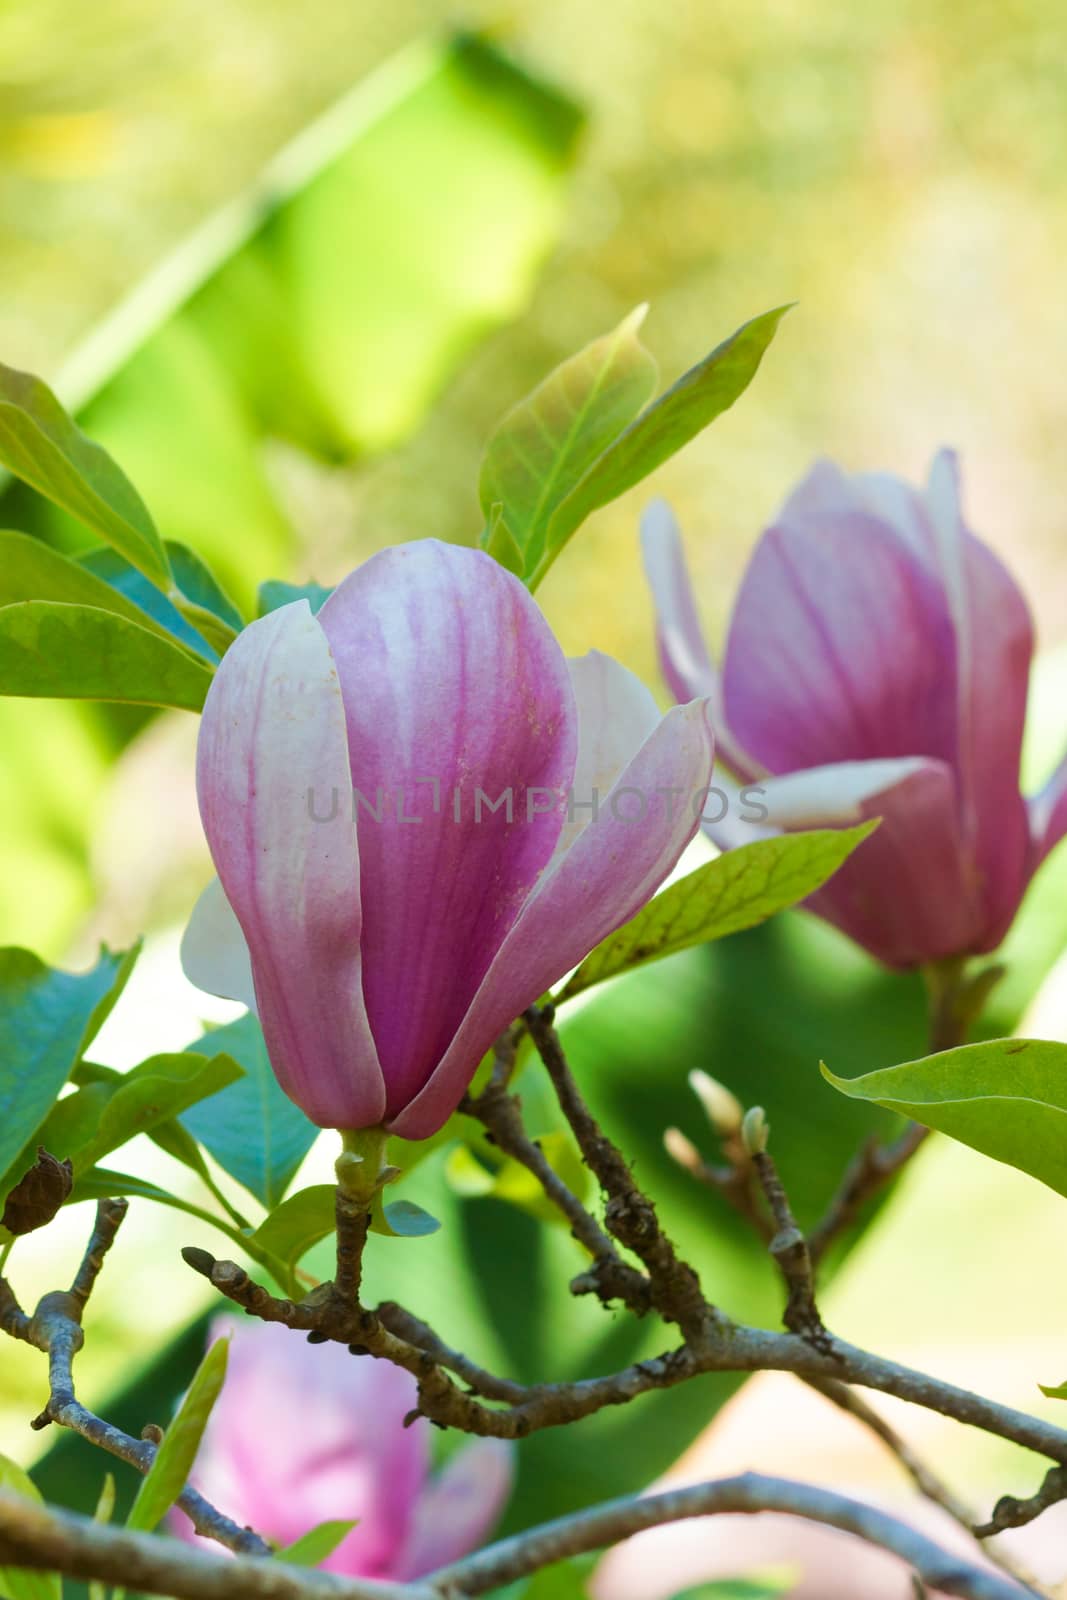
[
  {"xmin": 642, "ymin": 455, "xmax": 1067, "ymax": 968},
  {"xmin": 170, "ymin": 1318, "xmax": 512, "ymax": 1579},
  {"xmin": 183, "ymin": 540, "xmax": 714, "ymax": 1134}
]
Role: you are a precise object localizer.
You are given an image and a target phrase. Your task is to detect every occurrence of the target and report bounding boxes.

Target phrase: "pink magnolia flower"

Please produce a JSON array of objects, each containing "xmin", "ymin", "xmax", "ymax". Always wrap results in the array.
[
  {"xmin": 182, "ymin": 540, "xmax": 713, "ymax": 1135},
  {"xmin": 171, "ymin": 1319, "xmax": 512, "ymax": 1577},
  {"xmin": 642, "ymin": 453, "xmax": 1067, "ymax": 969}
]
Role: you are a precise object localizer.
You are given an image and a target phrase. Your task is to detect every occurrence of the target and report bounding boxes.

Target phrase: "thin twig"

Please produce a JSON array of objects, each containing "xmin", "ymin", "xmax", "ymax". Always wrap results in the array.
[
  {"xmin": 750, "ymin": 1144, "xmax": 831, "ymax": 1351},
  {"xmin": 524, "ymin": 1004, "xmax": 711, "ymax": 1339}
]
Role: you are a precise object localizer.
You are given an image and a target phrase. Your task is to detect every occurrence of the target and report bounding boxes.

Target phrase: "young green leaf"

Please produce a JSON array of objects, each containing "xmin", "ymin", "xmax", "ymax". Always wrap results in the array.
[
  {"xmin": 72, "ymin": 1051, "xmax": 245, "ymax": 1174},
  {"xmin": 0, "ymin": 600, "xmax": 214, "ymax": 710},
  {"xmin": 126, "ymin": 1335, "xmax": 229, "ymax": 1532},
  {"xmin": 0, "ymin": 944, "xmax": 138, "ymax": 1202},
  {"xmin": 559, "ymin": 823, "xmax": 875, "ymax": 1004},
  {"xmin": 445, "ymin": 1131, "xmax": 589, "ymax": 1227},
  {"xmin": 1039, "ymin": 1379, "xmax": 1067, "ymax": 1400},
  {"xmin": 0, "ymin": 360, "xmax": 170, "ymax": 587},
  {"xmin": 822, "ymin": 1038, "xmax": 1067, "ymax": 1199},
  {"xmin": 252, "ymin": 1184, "xmax": 336, "ymax": 1285},
  {"xmin": 183, "ymin": 1014, "xmax": 318, "ymax": 1210},
  {"xmin": 166, "ymin": 541, "xmax": 243, "ymax": 646},
  {"xmin": 0, "ymin": 530, "xmax": 168, "ymax": 632},
  {"xmin": 529, "ymin": 304, "xmax": 791, "ymax": 587},
  {"xmin": 0, "ymin": 1452, "xmax": 61, "ymax": 1600},
  {"xmin": 275, "ymin": 1520, "xmax": 359, "ymax": 1567},
  {"xmin": 79, "ymin": 547, "xmax": 219, "ymax": 660},
  {"xmin": 373, "ymin": 1198, "xmax": 441, "ymax": 1238},
  {"xmin": 479, "ymin": 305, "xmax": 658, "ymax": 576}
]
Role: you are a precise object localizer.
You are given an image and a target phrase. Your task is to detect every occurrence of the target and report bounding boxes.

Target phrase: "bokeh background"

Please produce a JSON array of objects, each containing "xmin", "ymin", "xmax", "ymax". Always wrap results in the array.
[{"xmin": 2, "ymin": 2, "xmax": 1067, "ymax": 1593}]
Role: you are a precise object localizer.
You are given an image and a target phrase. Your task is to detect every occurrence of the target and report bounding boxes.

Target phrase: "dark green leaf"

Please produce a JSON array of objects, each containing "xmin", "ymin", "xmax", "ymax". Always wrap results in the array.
[
  {"xmin": 0, "ymin": 944, "xmax": 138, "ymax": 1201},
  {"xmin": 73, "ymin": 1051, "xmax": 245, "ymax": 1174},
  {"xmin": 559, "ymin": 824, "xmax": 875, "ymax": 1003},
  {"xmin": 530, "ymin": 305, "xmax": 791, "ymax": 588},
  {"xmin": 0, "ymin": 1451, "xmax": 61, "ymax": 1600},
  {"xmin": 126, "ymin": 1335, "xmax": 228, "ymax": 1532},
  {"xmin": 275, "ymin": 1520, "xmax": 358, "ymax": 1567},
  {"xmin": 183, "ymin": 1014, "xmax": 318, "ymax": 1209},
  {"xmin": 374, "ymin": 1198, "xmax": 441, "ymax": 1238},
  {"xmin": 0, "ymin": 360, "xmax": 170, "ymax": 587},
  {"xmin": 822, "ymin": 1039, "xmax": 1067, "ymax": 1199},
  {"xmin": 0, "ymin": 600, "xmax": 213, "ymax": 710},
  {"xmin": 479, "ymin": 306, "xmax": 658, "ymax": 576},
  {"xmin": 166, "ymin": 541, "xmax": 243, "ymax": 651},
  {"xmin": 79, "ymin": 546, "xmax": 217, "ymax": 660},
  {"xmin": 257, "ymin": 580, "xmax": 333, "ymax": 617}
]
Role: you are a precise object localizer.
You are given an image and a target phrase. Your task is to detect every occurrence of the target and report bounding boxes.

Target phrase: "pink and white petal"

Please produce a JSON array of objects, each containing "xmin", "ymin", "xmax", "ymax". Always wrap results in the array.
[
  {"xmin": 196, "ymin": 601, "xmax": 384, "ymax": 1130},
  {"xmin": 722, "ymin": 510, "xmax": 960, "ymax": 777},
  {"xmin": 641, "ymin": 500, "xmax": 761, "ymax": 778},
  {"xmin": 640, "ymin": 499, "xmax": 717, "ymax": 704},
  {"xmin": 392, "ymin": 700, "xmax": 714, "ymax": 1139},
  {"xmin": 924, "ymin": 450, "xmax": 1034, "ymax": 940},
  {"xmin": 801, "ymin": 758, "xmax": 983, "ymax": 968},
  {"xmin": 558, "ymin": 650, "xmax": 661, "ymax": 855},
  {"xmin": 1030, "ymin": 749, "xmax": 1067, "ymax": 868},
  {"xmin": 180, "ymin": 876, "xmax": 258, "ymax": 1014},
  {"xmin": 319, "ymin": 542, "xmax": 576, "ymax": 1121},
  {"xmin": 394, "ymin": 1439, "xmax": 515, "ymax": 1580}
]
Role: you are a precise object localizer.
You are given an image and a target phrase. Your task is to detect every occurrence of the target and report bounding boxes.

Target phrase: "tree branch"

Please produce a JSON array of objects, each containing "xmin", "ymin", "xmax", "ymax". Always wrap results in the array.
[{"xmin": 428, "ymin": 1471, "xmax": 1040, "ymax": 1599}]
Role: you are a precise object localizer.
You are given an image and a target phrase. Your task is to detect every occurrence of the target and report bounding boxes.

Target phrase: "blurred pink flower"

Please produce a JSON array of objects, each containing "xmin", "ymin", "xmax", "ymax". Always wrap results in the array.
[
  {"xmin": 171, "ymin": 1318, "xmax": 513, "ymax": 1579},
  {"xmin": 643, "ymin": 454, "xmax": 1067, "ymax": 968},
  {"xmin": 183, "ymin": 539, "xmax": 713, "ymax": 1134}
]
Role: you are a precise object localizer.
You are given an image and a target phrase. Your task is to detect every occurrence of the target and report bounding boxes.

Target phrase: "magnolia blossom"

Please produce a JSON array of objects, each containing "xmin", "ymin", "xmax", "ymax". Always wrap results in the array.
[
  {"xmin": 183, "ymin": 540, "xmax": 713, "ymax": 1135},
  {"xmin": 171, "ymin": 1319, "xmax": 512, "ymax": 1577},
  {"xmin": 642, "ymin": 453, "xmax": 1067, "ymax": 968}
]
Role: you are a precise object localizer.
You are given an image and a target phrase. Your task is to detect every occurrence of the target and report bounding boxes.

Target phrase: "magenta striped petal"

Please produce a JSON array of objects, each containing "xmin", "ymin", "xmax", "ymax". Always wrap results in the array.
[
  {"xmin": 723, "ymin": 509, "xmax": 960, "ymax": 776},
  {"xmin": 195, "ymin": 601, "xmax": 384, "ymax": 1129},
  {"xmin": 805, "ymin": 758, "xmax": 981, "ymax": 968},
  {"xmin": 922, "ymin": 451, "xmax": 1034, "ymax": 947},
  {"xmin": 318, "ymin": 541, "xmax": 577, "ymax": 1122},
  {"xmin": 393, "ymin": 698, "xmax": 713, "ymax": 1139}
]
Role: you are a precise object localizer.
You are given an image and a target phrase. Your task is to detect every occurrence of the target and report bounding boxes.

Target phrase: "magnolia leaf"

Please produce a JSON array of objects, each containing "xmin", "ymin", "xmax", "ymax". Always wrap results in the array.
[
  {"xmin": 560, "ymin": 823, "xmax": 876, "ymax": 1003},
  {"xmin": 72, "ymin": 1051, "xmax": 244, "ymax": 1174},
  {"xmin": 0, "ymin": 530, "xmax": 169, "ymax": 634},
  {"xmin": 183, "ymin": 1015, "xmax": 318, "ymax": 1209},
  {"xmin": 77, "ymin": 543, "xmax": 241, "ymax": 663},
  {"xmin": 480, "ymin": 504, "xmax": 525, "ymax": 578},
  {"xmin": 165, "ymin": 541, "xmax": 242, "ymax": 653},
  {"xmin": 0, "ymin": 360, "xmax": 170, "ymax": 587},
  {"xmin": 126, "ymin": 1335, "xmax": 229, "ymax": 1532},
  {"xmin": 1039, "ymin": 1379, "xmax": 1067, "ymax": 1400},
  {"xmin": 479, "ymin": 305, "xmax": 658, "ymax": 576},
  {"xmin": 0, "ymin": 1453, "xmax": 61, "ymax": 1600},
  {"xmin": 275, "ymin": 1520, "xmax": 358, "ymax": 1567},
  {"xmin": 530, "ymin": 304, "xmax": 791, "ymax": 587},
  {"xmin": 374, "ymin": 1198, "xmax": 441, "ymax": 1238},
  {"xmin": 252, "ymin": 1184, "xmax": 336, "ymax": 1284},
  {"xmin": 822, "ymin": 1038, "xmax": 1067, "ymax": 1198},
  {"xmin": 0, "ymin": 943, "xmax": 138, "ymax": 1201},
  {"xmin": 0, "ymin": 600, "xmax": 213, "ymax": 710},
  {"xmin": 257, "ymin": 580, "xmax": 333, "ymax": 617}
]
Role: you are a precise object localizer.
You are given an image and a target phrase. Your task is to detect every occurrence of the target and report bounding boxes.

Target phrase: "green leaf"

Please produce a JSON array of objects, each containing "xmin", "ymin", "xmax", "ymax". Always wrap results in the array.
[
  {"xmin": 0, "ymin": 600, "xmax": 213, "ymax": 710},
  {"xmin": 257, "ymin": 580, "xmax": 333, "ymax": 618},
  {"xmin": 78, "ymin": 546, "xmax": 218, "ymax": 660},
  {"xmin": 480, "ymin": 506, "xmax": 526, "ymax": 578},
  {"xmin": 75, "ymin": 542, "xmax": 241, "ymax": 663},
  {"xmin": 1039, "ymin": 1379, "xmax": 1067, "ymax": 1400},
  {"xmin": 0, "ymin": 530, "xmax": 171, "ymax": 635},
  {"xmin": 821, "ymin": 1038, "xmax": 1067, "ymax": 1199},
  {"xmin": 72, "ymin": 1051, "xmax": 245, "ymax": 1174},
  {"xmin": 373, "ymin": 1198, "xmax": 441, "ymax": 1238},
  {"xmin": 165, "ymin": 542, "xmax": 242, "ymax": 653},
  {"xmin": 479, "ymin": 305, "xmax": 658, "ymax": 576},
  {"xmin": 528, "ymin": 304, "xmax": 791, "ymax": 587},
  {"xmin": 182, "ymin": 1014, "xmax": 318, "ymax": 1209},
  {"xmin": 126, "ymin": 1335, "xmax": 228, "ymax": 1532},
  {"xmin": 559, "ymin": 824, "xmax": 875, "ymax": 1003},
  {"xmin": 252, "ymin": 1185, "xmax": 336, "ymax": 1282},
  {"xmin": 0, "ymin": 1452, "xmax": 61, "ymax": 1600},
  {"xmin": 0, "ymin": 944, "xmax": 138, "ymax": 1201},
  {"xmin": 0, "ymin": 360, "xmax": 170, "ymax": 587},
  {"xmin": 275, "ymin": 1520, "xmax": 358, "ymax": 1567}
]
